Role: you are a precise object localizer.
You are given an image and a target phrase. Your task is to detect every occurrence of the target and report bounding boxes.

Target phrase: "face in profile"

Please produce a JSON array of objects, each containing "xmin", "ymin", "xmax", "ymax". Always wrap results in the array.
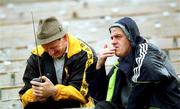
[
  {"xmin": 42, "ymin": 35, "xmax": 67, "ymax": 58},
  {"xmin": 110, "ymin": 27, "xmax": 132, "ymax": 57}
]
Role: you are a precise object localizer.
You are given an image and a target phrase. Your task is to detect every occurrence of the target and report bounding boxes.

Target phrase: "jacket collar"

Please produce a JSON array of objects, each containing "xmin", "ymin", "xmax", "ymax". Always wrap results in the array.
[{"xmin": 118, "ymin": 51, "xmax": 134, "ymax": 76}]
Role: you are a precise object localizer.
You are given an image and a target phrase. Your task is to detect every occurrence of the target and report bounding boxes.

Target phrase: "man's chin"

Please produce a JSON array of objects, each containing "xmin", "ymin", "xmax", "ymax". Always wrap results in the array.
[
  {"xmin": 52, "ymin": 53, "xmax": 64, "ymax": 59},
  {"xmin": 52, "ymin": 55, "xmax": 61, "ymax": 59},
  {"xmin": 115, "ymin": 52, "xmax": 121, "ymax": 57}
]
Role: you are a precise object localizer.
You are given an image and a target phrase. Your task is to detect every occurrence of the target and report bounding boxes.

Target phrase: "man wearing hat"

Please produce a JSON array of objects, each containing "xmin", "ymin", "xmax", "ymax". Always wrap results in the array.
[
  {"xmin": 91, "ymin": 17, "xmax": 180, "ymax": 109},
  {"xmin": 19, "ymin": 16, "xmax": 97, "ymax": 109}
]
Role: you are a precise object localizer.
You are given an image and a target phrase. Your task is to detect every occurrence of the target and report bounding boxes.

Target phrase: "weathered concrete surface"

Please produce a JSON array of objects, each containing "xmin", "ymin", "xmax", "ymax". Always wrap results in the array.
[
  {"xmin": 0, "ymin": 0, "xmax": 180, "ymax": 109},
  {"xmin": 0, "ymin": 0, "xmax": 179, "ymax": 25}
]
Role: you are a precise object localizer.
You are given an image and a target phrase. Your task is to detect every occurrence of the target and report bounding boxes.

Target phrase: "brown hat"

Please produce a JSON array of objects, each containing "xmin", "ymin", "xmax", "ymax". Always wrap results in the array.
[{"xmin": 37, "ymin": 16, "xmax": 67, "ymax": 45}]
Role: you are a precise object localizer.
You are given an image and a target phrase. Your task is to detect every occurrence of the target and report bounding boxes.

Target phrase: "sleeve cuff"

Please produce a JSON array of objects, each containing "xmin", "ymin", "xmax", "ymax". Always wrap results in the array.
[
  {"xmin": 53, "ymin": 84, "xmax": 86, "ymax": 103},
  {"xmin": 20, "ymin": 88, "xmax": 36, "ymax": 107}
]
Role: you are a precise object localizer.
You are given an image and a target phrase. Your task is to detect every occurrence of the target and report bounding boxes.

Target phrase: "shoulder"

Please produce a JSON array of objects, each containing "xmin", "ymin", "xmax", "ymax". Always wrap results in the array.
[
  {"xmin": 135, "ymin": 43, "xmax": 166, "ymax": 67},
  {"xmin": 67, "ymin": 34, "xmax": 96, "ymax": 59},
  {"xmin": 132, "ymin": 43, "xmax": 170, "ymax": 83},
  {"xmin": 31, "ymin": 45, "xmax": 45, "ymax": 56}
]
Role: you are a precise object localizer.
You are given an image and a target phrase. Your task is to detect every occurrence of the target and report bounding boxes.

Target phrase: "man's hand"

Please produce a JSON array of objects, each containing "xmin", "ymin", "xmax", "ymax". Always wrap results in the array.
[
  {"xmin": 96, "ymin": 44, "xmax": 115, "ymax": 69},
  {"xmin": 30, "ymin": 76, "xmax": 58, "ymax": 102}
]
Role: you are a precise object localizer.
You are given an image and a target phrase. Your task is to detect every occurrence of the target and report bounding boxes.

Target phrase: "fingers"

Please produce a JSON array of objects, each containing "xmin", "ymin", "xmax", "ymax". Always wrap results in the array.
[
  {"xmin": 31, "ymin": 78, "xmax": 45, "ymax": 97},
  {"xmin": 96, "ymin": 44, "xmax": 115, "ymax": 69},
  {"xmin": 41, "ymin": 76, "xmax": 50, "ymax": 83},
  {"xmin": 102, "ymin": 54, "xmax": 114, "ymax": 58},
  {"xmin": 99, "ymin": 48, "xmax": 115, "ymax": 58},
  {"xmin": 31, "ymin": 76, "xmax": 49, "ymax": 86},
  {"xmin": 31, "ymin": 80, "xmax": 42, "ymax": 87},
  {"xmin": 104, "ymin": 44, "xmax": 108, "ymax": 48},
  {"xmin": 102, "ymin": 49, "xmax": 115, "ymax": 55},
  {"xmin": 31, "ymin": 76, "xmax": 56, "ymax": 98},
  {"xmin": 31, "ymin": 83, "xmax": 43, "ymax": 96},
  {"xmin": 33, "ymin": 90, "xmax": 43, "ymax": 97},
  {"xmin": 41, "ymin": 76, "xmax": 47, "ymax": 80},
  {"xmin": 32, "ymin": 85, "xmax": 47, "ymax": 98},
  {"xmin": 32, "ymin": 85, "xmax": 42, "ymax": 91}
]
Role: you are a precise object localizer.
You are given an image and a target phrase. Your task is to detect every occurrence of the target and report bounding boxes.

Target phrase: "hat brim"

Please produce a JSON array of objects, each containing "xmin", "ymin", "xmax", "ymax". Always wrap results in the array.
[{"xmin": 37, "ymin": 30, "xmax": 66, "ymax": 45}]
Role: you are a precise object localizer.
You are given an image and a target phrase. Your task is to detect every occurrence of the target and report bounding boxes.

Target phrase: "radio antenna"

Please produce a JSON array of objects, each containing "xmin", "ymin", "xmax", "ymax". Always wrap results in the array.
[{"xmin": 31, "ymin": 12, "xmax": 42, "ymax": 80}]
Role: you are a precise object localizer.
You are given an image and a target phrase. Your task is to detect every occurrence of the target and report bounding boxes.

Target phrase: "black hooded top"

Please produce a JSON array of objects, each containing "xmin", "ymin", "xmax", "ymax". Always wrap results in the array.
[{"xmin": 92, "ymin": 17, "xmax": 180, "ymax": 109}]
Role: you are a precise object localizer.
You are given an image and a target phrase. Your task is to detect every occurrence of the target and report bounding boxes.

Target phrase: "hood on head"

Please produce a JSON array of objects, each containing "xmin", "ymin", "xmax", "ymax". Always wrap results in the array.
[{"xmin": 109, "ymin": 17, "xmax": 145, "ymax": 47}]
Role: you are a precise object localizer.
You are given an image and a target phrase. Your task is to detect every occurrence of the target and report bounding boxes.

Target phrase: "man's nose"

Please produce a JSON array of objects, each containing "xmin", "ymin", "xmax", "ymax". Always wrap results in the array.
[
  {"xmin": 48, "ymin": 49, "xmax": 55, "ymax": 55},
  {"xmin": 111, "ymin": 38, "xmax": 117, "ymax": 45}
]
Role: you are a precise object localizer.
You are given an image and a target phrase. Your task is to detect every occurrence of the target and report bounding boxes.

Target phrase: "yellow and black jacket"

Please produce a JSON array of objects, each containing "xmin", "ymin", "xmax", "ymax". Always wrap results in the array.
[{"xmin": 19, "ymin": 34, "xmax": 97, "ymax": 109}]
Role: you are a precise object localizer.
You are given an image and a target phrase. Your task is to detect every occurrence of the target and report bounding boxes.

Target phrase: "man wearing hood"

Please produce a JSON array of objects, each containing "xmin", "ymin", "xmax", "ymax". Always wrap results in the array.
[{"xmin": 91, "ymin": 17, "xmax": 180, "ymax": 109}]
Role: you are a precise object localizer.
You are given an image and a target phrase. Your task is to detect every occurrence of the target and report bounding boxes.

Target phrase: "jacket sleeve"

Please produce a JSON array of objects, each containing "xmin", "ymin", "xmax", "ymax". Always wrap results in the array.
[
  {"xmin": 128, "ymin": 49, "xmax": 172, "ymax": 109},
  {"xmin": 52, "ymin": 84, "xmax": 86, "ymax": 103},
  {"xmin": 132, "ymin": 47, "xmax": 171, "ymax": 83},
  {"xmin": 20, "ymin": 88, "xmax": 36, "ymax": 107},
  {"xmin": 89, "ymin": 65, "xmax": 109, "ymax": 102},
  {"xmin": 127, "ymin": 83, "xmax": 154, "ymax": 109},
  {"xmin": 19, "ymin": 55, "xmax": 41, "ymax": 107}
]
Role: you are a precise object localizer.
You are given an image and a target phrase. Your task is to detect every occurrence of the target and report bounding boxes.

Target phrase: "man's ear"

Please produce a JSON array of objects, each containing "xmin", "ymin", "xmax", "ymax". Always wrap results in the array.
[{"xmin": 63, "ymin": 34, "xmax": 68, "ymax": 41}]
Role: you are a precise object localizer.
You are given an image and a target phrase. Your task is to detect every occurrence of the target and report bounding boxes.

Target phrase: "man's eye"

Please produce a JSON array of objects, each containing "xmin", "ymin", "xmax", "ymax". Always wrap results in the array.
[
  {"xmin": 116, "ymin": 35, "xmax": 123, "ymax": 39},
  {"xmin": 115, "ymin": 35, "xmax": 120, "ymax": 38},
  {"xmin": 51, "ymin": 46, "xmax": 57, "ymax": 49}
]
